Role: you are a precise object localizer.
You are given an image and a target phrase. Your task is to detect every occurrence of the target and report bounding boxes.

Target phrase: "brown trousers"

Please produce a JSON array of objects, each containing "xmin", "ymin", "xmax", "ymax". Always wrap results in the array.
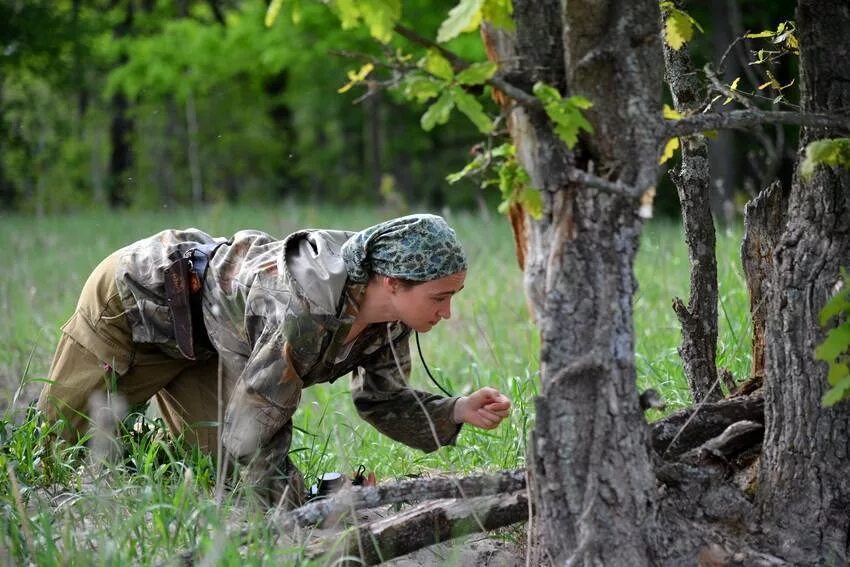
[
  {"xmin": 36, "ymin": 251, "xmax": 225, "ymax": 455},
  {"xmin": 36, "ymin": 252, "xmax": 305, "ymax": 508}
]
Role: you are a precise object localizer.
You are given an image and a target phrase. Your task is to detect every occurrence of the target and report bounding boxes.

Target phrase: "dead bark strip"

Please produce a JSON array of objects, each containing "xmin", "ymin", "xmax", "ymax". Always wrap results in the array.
[
  {"xmin": 651, "ymin": 394, "xmax": 764, "ymax": 458},
  {"xmin": 662, "ymin": 2, "xmax": 721, "ymax": 404},
  {"xmin": 275, "ymin": 468, "xmax": 526, "ymax": 529},
  {"xmin": 741, "ymin": 180, "xmax": 787, "ymax": 382},
  {"xmin": 305, "ymin": 491, "xmax": 529, "ymax": 565}
]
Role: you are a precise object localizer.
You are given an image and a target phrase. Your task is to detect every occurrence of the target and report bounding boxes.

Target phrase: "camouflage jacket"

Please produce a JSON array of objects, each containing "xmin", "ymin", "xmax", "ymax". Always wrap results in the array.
[{"xmin": 115, "ymin": 228, "xmax": 461, "ymax": 458}]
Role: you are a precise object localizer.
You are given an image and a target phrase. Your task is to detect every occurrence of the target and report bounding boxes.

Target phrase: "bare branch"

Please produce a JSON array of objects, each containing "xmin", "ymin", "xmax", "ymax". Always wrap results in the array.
[
  {"xmin": 667, "ymin": 110, "xmax": 850, "ymax": 139},
  {"xmin": 565, "ymin": 169, "xmax": 643, "ymax": 198}
]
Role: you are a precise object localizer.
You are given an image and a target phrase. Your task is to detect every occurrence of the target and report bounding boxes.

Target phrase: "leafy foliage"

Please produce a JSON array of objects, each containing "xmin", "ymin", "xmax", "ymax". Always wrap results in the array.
[
  {"xmin": 659, "ymin": 1, "xmax": 703, "ymax": 50},
  {"xmin": 800, "ymin": 138, "xmax": 850, "ymax": 181},
  {"xmin": 816, "ymin": 273, "xmax": 850, "ymax": 406},
  {"xmin": 447, "ymin": 143, "xmax": 542, "ymax": 219},
  {"xmin": 532, "ymin": 82, "xmax": 594, "ymax": 149}
]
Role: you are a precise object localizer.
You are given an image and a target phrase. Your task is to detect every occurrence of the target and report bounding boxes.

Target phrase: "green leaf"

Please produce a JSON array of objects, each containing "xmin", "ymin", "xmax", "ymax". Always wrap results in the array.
[
  {"xmin": 456, "ymin": 61, "xmax": 498, "ymax": 85},
  {"xmin": 422, "ymin": 50, "xmax": 454, "ymax": 81},
  {"xmin": 402, "ymin": 75, "xmax": 443, "ymax": 103},
  {"xmin": 664, "ymin": 10, "xmax": 693, "ymax": 50},
  {"xmin": 827, "ymin": 362, "xmax": 850, "ymax": 387},
  {"xmin": 820, "ymin": 287, "xmax": 850, "ymax": 326},
  {"xmin": 265, "ymin": 0, "xmax": 284, "ymax": 27},
  {"xmin": 481, "ymin": 0, "xmax": 514, "ymax": 30},
  {"xmin": 359, "ymin": 0, "xmax": 401, "ymax": 43},
  {"xmin": 446, "ymin": 153, "xmax": 488, "ymax": 184},
  {"xmin": 566, "ymin": 95, "xmax": 593, "ymax": 110},
  {"xmin": 823, "ymin": 374, "xmax": 850, "ymax": 406},
  {"xmin": 814, "ymin": 325, "xmax": 850, "ymax": 362},
  {"xmin": 800, "ymin": 138, "xmax": 850, "ymax": 181},
  {"xmin": 437, "ymin": 0, "xmax": 485, "ymax": 43},
  {"xmin": 531, "ymin": 82, "xmax": 561, "ymax": 105},
  {"xmin": 334, "ymin": 0, "xmax": 362, "ymax": 30},
  {"xmin": 533, "ymin": 82, "xmax": 594, "ymax": 149},
  {"xmin": 421, "ymin": 91, "xmax": 455, "ymax": 131},
  {"xmin": 451, "ymin": 87, "xmax": 492, "ymax": 133},
  {"xmin": 520, "ymin": 187, "xmax": 543, "ymax": 219}
]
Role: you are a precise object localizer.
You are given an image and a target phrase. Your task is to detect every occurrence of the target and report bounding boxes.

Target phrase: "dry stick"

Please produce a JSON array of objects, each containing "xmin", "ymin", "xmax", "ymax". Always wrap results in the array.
[
  {"xmin": 273, "ymin": 468, "xmax": 527, "ymax": 529},
  {"xmin": 304, "ymin": 491, "xmax": 530, "ymax": 565}
]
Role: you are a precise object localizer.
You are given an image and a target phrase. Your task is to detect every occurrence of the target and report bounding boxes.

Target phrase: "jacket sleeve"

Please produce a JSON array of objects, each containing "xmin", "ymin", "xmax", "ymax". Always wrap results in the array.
[
  {"xmin": 221, "ymin": 319, "xmax": 303, "ymax": 458},
  {"xmin": 351, "ymin": 332, "xmax": 462, "ymax": 452}
]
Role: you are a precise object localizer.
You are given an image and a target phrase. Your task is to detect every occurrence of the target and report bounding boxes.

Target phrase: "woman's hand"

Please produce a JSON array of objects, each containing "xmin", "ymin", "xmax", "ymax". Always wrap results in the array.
[{"xmin": 453, "ymin": 387, "xmax": 512, "ymax": 429}]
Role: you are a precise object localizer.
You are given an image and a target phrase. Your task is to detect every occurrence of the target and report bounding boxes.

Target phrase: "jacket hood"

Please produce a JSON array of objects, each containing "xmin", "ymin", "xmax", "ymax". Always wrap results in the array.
[{"xmin": 282, "ymin": 229, "xmax": 356, "ymax": 316}]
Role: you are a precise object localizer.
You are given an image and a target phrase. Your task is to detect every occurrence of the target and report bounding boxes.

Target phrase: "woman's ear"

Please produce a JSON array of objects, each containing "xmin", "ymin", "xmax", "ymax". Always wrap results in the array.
[{"xmin": 384, "ymin": 276, "xmax": 399, "ymax": 294}]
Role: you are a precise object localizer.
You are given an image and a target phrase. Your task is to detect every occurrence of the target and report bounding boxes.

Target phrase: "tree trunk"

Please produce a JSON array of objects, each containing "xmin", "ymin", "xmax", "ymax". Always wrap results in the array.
[
  {"xmin": 662, "ymin": 2, "xmax": 721, "ymax": 404},
  {"xmin": 185, "ymin": 88, "xmax": 203, "ymax": 204},
  {"xmin": 758, "ymin": 1, "xmax": 850, "ymax": 562},
  {"xmin": 496, "ymin": 1, "xmax": 665, "ymax": 563},
  {"xmin": 708, "ymin": 0, "xmax": 738, "ymax": 226},
  {"xmin": 108, "ymin": 1, "xmax": 134, "ymax": 209}
]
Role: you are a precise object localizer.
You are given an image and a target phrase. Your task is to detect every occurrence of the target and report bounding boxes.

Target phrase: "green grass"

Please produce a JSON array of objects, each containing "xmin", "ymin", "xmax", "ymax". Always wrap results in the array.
[{"xmin": 0, "ymin": 204, "xmax": 751, "ymax": 564}]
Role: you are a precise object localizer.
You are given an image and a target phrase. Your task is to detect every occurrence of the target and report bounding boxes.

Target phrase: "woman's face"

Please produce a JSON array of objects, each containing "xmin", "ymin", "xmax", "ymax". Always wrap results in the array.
[{"xmin": 391, "ymin": 271, "xmax": 466, "ymax": 332}]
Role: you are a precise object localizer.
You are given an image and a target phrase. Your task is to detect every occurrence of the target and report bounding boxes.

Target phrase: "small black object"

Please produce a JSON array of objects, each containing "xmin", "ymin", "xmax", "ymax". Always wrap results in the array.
[
  {"xmin": 309, "ymin": 472, "xmax": 346, "ymax": 500},
  {"xmin": 639, "ymin": 388, "xmax": 666, "ymax": 411}
]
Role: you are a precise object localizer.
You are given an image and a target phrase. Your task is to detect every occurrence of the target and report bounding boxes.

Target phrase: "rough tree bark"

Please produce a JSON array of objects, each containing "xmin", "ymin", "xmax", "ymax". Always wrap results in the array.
[
  {"xmin": 662, "ymin": 2, "xmax": 721, "ymax": 404},
  {"xmin": 757, "ymin": 1, "xmax": 850, "ymax": 562},
  {"xmin": 741, "ymin": 180, "xmax": 788, "ymax": 384},
  {"xmin": 498, "ymin": 1, "xmax": 665, "ymax": 563}
]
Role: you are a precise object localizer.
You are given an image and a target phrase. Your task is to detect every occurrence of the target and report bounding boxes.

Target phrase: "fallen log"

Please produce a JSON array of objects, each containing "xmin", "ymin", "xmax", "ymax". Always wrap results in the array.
[
  {"xmin": 305, "ymin": 490, "xmax": 529, "ymax": 565},
  {"xmin": 274, "ymin": 468, "xmax": 527, "ymax": 529},
  {"xmin": 651, "ymin": 394, "xmax": 764, "ymax": 458}
]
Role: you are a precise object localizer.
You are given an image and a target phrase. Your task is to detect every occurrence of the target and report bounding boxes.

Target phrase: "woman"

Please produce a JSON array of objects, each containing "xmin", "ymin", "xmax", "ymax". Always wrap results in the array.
[{"xmin": 37, "ymin": 214, "xmax": 511, "ymax": 507}]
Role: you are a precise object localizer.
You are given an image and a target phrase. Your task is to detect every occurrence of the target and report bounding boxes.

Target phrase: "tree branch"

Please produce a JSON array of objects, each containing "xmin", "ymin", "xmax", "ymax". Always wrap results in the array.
[
  {"xmin": 667, "ymin": 110, "xmax": 850, "ymax": 139},
  {"xmin": 565, "ymin": 169, "xmax": 643, "ymax": 198},
  {"xmin": 393, "ymin": 23, "xmax": 539, "ymax": 108}
]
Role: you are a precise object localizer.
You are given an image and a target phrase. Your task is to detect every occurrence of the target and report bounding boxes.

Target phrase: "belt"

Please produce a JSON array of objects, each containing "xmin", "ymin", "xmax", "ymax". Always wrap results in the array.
[{"xmin": 164, "ymin": 242, "xmax": 223, "ymax": 360}]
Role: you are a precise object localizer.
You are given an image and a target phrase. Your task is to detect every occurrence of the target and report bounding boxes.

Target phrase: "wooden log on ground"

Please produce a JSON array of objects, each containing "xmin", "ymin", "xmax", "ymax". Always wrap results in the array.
[
  {"xmin": 651, "ymin": 394, "xmax": 764, "ymax": 458},
  {"xmin": 305, "ymin": 490, "xmax": 529, "ymax": 565},
  {"xmin": 275, "ymin": 468, "xmax": 527, "ymax": 529}
]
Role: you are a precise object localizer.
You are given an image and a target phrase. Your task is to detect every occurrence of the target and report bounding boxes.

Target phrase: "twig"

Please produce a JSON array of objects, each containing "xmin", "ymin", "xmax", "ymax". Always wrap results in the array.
[
  {"xmin": 667, "ymin": 109, "xmax": 850, "ymax": 139},
  {"xmin": 564, "ymin": 169, "xmax": 643, "ymax": 199}
]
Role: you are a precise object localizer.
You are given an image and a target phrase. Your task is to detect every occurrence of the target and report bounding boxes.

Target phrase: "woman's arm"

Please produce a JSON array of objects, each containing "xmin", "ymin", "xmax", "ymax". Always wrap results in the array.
[{"xmin": 351, "ymin": 331, "xmax": 463, "ymax": 452}]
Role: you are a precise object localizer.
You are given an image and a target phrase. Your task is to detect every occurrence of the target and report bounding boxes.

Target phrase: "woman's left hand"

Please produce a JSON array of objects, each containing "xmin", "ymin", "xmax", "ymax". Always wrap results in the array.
[{"xmin": 453, "ymin": 387, "xmax": 512, "ymax": 429}]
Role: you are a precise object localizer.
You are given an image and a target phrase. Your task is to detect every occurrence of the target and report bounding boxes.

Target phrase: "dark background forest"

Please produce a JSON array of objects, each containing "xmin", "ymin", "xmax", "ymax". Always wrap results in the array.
[{"xmin": 1, "ymin": 0, "xmax": 796, "ymax": 218}]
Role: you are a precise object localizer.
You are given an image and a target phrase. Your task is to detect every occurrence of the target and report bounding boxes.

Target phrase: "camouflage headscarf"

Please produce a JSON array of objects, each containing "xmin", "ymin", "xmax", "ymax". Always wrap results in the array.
[{"xmin": 342, "ymin": 214, "xmax": 467, "ymax": 283}]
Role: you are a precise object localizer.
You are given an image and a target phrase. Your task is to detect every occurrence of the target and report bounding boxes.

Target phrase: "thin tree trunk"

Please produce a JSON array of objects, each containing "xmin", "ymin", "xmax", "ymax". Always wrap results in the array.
[
  {"xmin": 758, "ymin": 1, "xmax": 850, "ymax": 562},
  {"xmin": 185, "ymin": 88, "xmax": 203, "ymax": 204},
  {"xmin": 108, "ymin": 1, "xmax": 134, "ymax": 209},
  {"xmin": 662, "ymin": 1, "xmax": 721, "ymax": 404},
  {"xmin": 708, "ymin": 0, "xmax": 738, "ymax": 226}
]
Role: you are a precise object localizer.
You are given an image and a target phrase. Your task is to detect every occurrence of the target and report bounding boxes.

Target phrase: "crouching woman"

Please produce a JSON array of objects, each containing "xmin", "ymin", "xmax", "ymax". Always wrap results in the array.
[{"xmin": 37, "ymin": 214, "xmax": 511, "ymax": 507}]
